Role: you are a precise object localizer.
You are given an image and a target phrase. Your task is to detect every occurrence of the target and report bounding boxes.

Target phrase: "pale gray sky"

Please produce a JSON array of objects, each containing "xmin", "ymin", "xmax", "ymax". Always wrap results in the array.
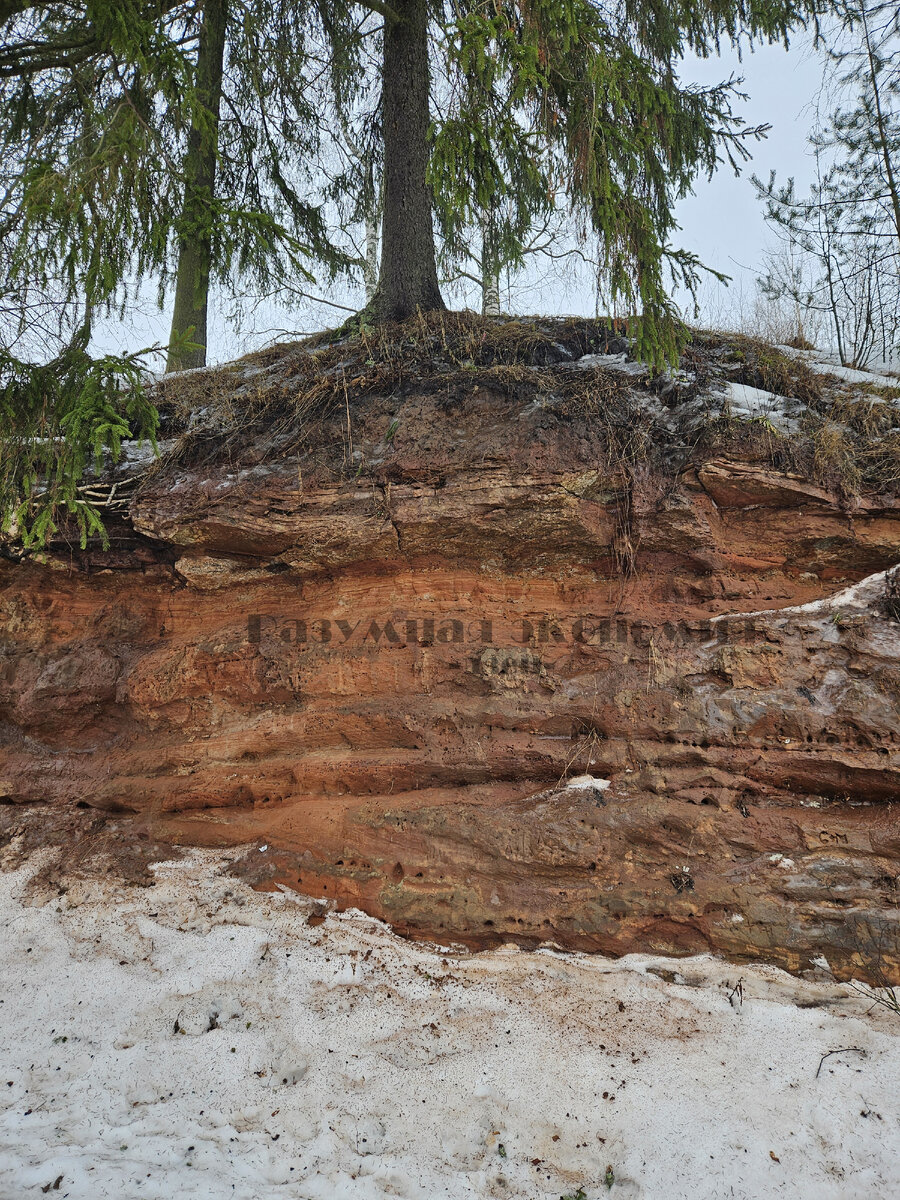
[{"xmin": 675, "ymin": 30, "xmax": 825, "ymax": 320}]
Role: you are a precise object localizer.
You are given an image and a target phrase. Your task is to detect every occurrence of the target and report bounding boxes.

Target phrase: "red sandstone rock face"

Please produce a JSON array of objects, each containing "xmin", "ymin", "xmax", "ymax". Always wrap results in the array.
[{"xmin": 1, "ymin": 354, "xmax": 899, "ymax": 981}]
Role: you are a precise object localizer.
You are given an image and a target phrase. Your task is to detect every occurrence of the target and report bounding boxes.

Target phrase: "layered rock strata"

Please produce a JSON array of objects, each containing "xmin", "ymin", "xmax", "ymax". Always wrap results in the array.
[{"xmin": 1, "ymin": 328, "xmax": 898, "ymax": 980}]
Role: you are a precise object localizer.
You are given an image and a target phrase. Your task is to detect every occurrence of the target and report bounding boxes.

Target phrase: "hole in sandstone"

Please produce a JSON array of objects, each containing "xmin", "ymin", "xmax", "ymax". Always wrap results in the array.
[
  {"xmin": 415, "ymin": 872, "xmax": 423, "ymax": 878},
  {"xmin": 336, "ymin": 860, "xmax": 344, "ymax": 866},
  {"xmin": 589, "ymin": 862, "xmax": 597, "ymax": 872},
  {"xmin": 392, "ymin": 863, "xmax": 404, "ymax": 883},
  {"xmin": 75, "ymin": 801, "xmax": 89, "ymax": 809},
  {"xmin": 484, "ymin": 920, "xmax": 494, "ymax": 927}
]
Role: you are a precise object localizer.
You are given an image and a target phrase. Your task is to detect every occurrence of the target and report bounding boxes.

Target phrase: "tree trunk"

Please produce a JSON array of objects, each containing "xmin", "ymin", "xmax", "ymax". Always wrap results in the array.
[
  {"xmin": 861, "ymin": 0, "xmax": 900, "ymax": 253},
  {"xmin": 364, "ymin": 208, "xmax": 379, "ymax": 303},
  {"xmin": 166, "ymin": 0, "xmax": 227, "ymax": 373},
  {"xmin": 363, "ymin": 153, "xmax": 382, "ymax": 304},
  {"xmin": 480, "ymin": 208, "xmax": 501, "ymax": 316},
  {"xmin": 370, "ymin": 0, "xmax": 444, "ymax": 323}
]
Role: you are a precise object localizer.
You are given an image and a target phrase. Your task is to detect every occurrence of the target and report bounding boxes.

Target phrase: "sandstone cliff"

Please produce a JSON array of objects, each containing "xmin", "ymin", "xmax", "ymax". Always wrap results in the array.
[{"xmin": 2, "ymin": 316, "xmax": 898, "ymax": 981}]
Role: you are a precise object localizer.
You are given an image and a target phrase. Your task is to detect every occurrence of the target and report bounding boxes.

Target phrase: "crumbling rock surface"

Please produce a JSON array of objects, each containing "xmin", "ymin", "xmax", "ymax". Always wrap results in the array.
[{"xmin": 1, "ymin": 326, "xmax": 898, "ymax": 981}]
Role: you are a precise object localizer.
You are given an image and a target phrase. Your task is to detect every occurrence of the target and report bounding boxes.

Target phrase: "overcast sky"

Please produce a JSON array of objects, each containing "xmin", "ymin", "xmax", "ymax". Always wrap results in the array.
[
  {"xmin": 674, "ymin": 30, "xmax": 825, "ymax": 321},
  {"xmin": 94, "ymin": 28, "xmax": 829, "ymax": 366}
]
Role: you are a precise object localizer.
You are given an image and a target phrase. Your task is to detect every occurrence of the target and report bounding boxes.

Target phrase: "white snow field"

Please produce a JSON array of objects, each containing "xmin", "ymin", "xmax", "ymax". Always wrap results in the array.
[{"xmin": 0, "ymin": 848, "xmax": 898, "ymax": 1200}]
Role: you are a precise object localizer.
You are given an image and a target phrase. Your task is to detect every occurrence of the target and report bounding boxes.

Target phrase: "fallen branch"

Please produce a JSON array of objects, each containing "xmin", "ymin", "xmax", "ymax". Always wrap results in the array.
[{"xmin": 816, "ymin": 1047, "xmax": 866, "ymax": 1079}]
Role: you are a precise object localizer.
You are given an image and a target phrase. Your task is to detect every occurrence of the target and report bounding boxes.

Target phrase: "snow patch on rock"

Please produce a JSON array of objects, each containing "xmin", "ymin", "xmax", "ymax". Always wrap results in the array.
[{"xmin": 564, "ymin": 774, "xmax": 612, "ymax": 791}]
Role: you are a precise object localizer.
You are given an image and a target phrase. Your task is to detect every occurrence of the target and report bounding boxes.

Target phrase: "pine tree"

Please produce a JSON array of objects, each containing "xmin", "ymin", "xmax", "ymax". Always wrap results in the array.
[
  {"xmin": 753, "ymin": 0, "xmax": 900, "ymax": 365},
  {"xmin": 828, "ymin": 0, "xmax": 900, "ymax": 251}
]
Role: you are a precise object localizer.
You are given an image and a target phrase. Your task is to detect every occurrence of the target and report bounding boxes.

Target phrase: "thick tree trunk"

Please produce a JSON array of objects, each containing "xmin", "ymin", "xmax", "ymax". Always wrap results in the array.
[
  {"xmin": 370, "ymin": 0, "xmax": 444, "ymax": 323},
  {"xmin": 166, "ymin": 0, "xmax": 227, "ymax": 373}
]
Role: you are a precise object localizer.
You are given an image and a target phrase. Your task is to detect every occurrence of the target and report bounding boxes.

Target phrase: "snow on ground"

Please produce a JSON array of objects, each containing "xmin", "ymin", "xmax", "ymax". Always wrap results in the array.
[
  {"xmin": 717, "ymin": 381, "xmax": 803, "ymax": 433},
  {"xmin": 1, "ymin": 849, "xmax": 898, "ymax": 1200},
  {"xmin": 776, "ymin": 346, "xmax": 900, "ymax": 388},
  {"xmin": 573, "ymin": 353, "xmax": 648, "ymax": 377}
]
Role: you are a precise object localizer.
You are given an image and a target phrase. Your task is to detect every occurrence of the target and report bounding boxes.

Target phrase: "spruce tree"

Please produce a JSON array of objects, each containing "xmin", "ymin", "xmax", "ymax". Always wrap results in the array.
[
  {"xmin": 0, "ymin": 0, "xmax": 356, "ymax": 541},
  {"xmin": 370, "ymin": 0, "xmax": 446, "ymax": 321},
  {"xmin": 0, "ymin": 1, "xmax": 191, "ymax": 335},
  {"xmin": 0, "ymin": 1, "xmax": 191, "ymax": 543},
  {"xmin": 1, "ymin": 0, "xmax": 357, "ymax": 371},
  {"xmin": 368, "ymin": 0, "xmax": 820, "ymax": 362},
  {"xmin": 165, "ymin": 0, "xmax": 228, "ymax": 372},
  {"xmin": 1, "ymin": 0, "xmax": 826, "ymax": 547},
  {"xmin": 164, "ymin": 0, "xmax": 361, "ymax": 369}
]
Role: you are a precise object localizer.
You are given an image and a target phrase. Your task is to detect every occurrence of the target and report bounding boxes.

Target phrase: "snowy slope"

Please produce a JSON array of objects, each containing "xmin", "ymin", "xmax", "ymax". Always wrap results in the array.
[{"xmin": 0, "ymin": 849, "xmax": 898, "ymax": 1200}]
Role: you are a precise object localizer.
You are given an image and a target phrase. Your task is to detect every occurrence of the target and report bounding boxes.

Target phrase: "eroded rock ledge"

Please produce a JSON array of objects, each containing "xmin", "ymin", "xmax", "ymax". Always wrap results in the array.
[{"xmin": 1, "ymin": 319, "xmax": 898, "ymax": 981}]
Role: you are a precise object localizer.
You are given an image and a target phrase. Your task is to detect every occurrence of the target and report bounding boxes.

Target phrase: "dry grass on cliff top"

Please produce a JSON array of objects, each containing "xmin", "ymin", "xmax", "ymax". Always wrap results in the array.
[
  {"xmin": 150, "ymin": 313, "xmax": 900, "ymax": 496},
  {"xmin": 689, "ymin": 332, "xmax": 900, "ymax": 495},
  {"xmin": 151, "ymin": 311, "xmax": 651, "ymax": 469},
  {"xmin": 692, "ymin": 331, "xmax": 828, "ymax": 406},
  {"xmin": 154, "ymin": 311, "xmax": 633, "ymax": 420}
]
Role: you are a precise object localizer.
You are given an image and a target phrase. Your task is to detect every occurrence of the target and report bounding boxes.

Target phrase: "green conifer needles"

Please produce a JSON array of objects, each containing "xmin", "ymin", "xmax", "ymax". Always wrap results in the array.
[{"xmin": 0, "ymin": 343, "xmax": 159, "ymax": 549}]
